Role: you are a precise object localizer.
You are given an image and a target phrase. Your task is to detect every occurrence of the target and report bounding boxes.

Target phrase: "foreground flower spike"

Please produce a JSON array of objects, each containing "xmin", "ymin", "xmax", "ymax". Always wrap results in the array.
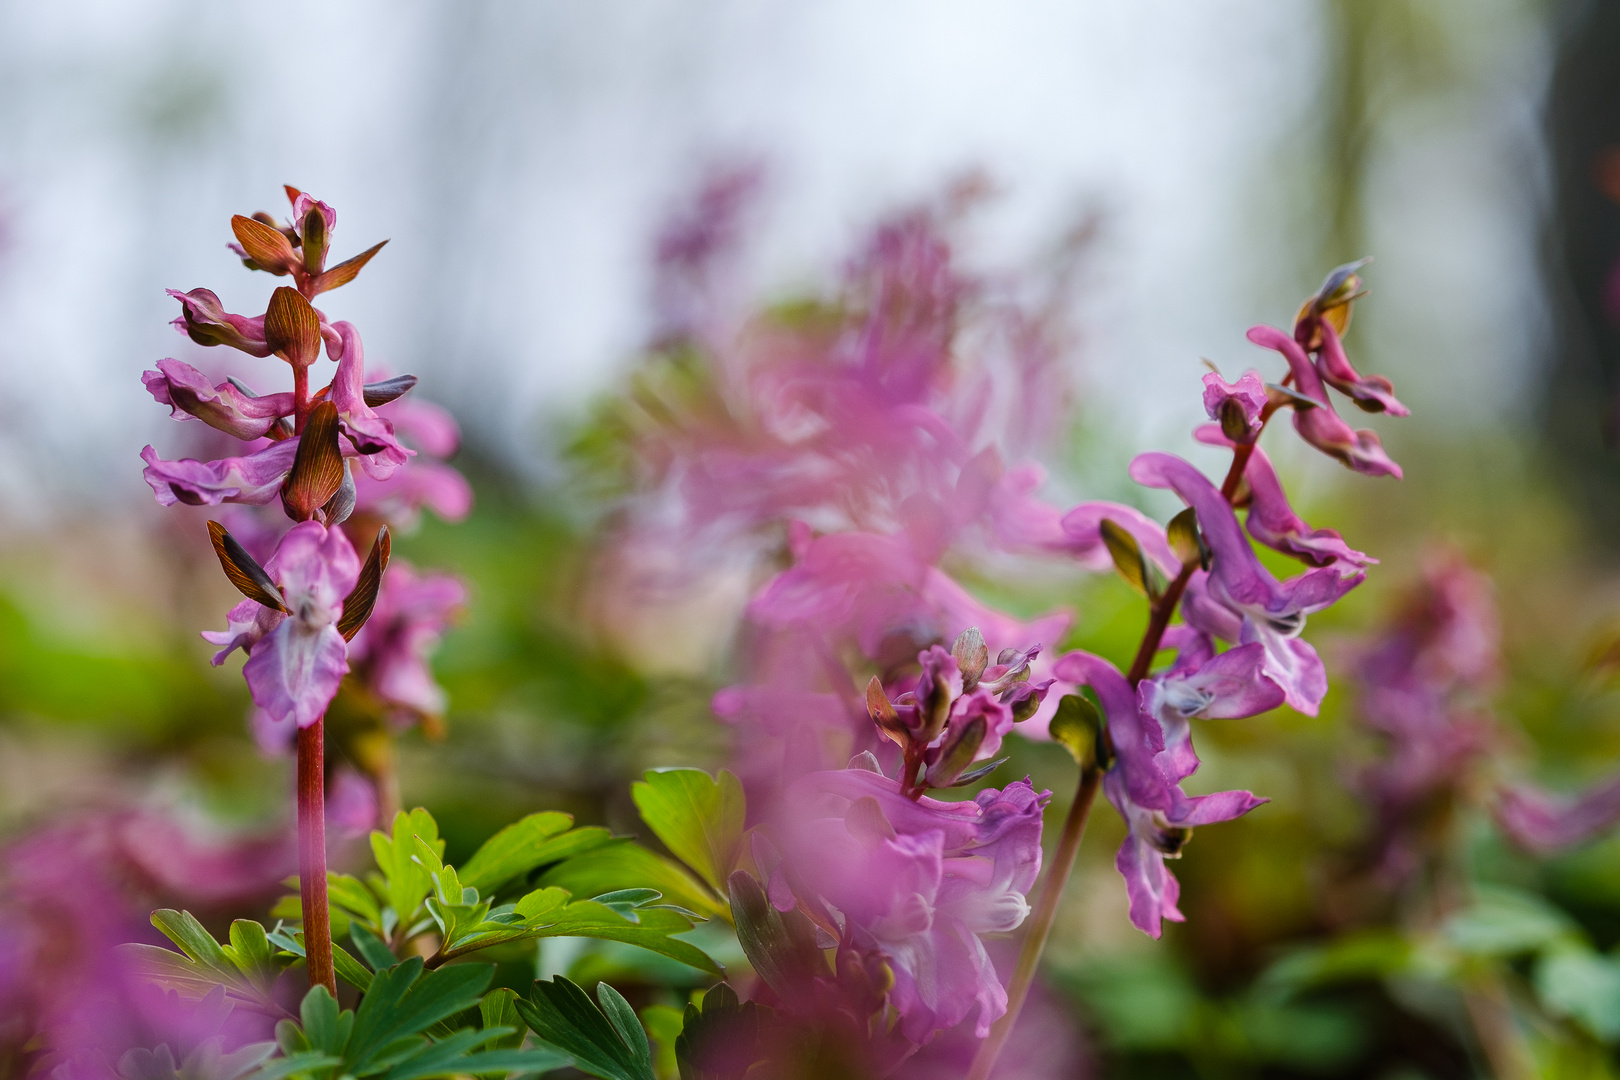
[{"xmin": 137, "ymin": 189, "xmax": 471, "ymax": 997}]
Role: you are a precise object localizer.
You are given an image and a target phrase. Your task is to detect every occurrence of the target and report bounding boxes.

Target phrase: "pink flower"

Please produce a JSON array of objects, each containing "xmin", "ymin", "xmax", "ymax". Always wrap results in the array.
[
  {"xmin": 142, "ymin": 358, "xmax": 294, "ymax": 440},
  {"xmin": 770, "ymin": 768, "xmax": 1049, "ymax": 1042},
  {"xmin": 1202, "ymin": 369, "xmax": 1268, "ymax": 444},
  {"xmin": 205, "ymin": 521, "xmax": 360, "ymax": 736},
  {"xmin": 1129, "ymin": 451, "xmax": 1361, "ymax": 714},
  {"xmin": 1053, "ymin": 650, "xmax": 1266, "ymax": 938},
  {"xmin": 1193, "ymin": 424, "xmax": 1375, "ymax": 571},
  {"xmin": 1246, "ymin": 325, "xmax": 1402, "ymax": 478},
  {"xmin": 167, "ymin": 287, "xmax": 270, "ymax": 356},
  {"xmin": 1313, "ymin": 320, "xmax": 1409, "ymax": 416},
  {"xmin": 327, "ymin": 321, "xmax": 411, "ymax": 477},
  {"xmin": 140, "ymin": 440, "xmax": 297, "ymax": 507},
  {"xmin": 1495, "ymin": 778, "xmax": 1620, "ymax": 854}
]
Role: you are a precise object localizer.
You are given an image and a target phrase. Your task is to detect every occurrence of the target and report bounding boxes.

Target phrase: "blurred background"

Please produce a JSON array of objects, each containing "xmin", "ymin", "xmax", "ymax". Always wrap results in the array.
[{"xmin": 4, "ymin": 0, "xmax": 1620, "ymax": 1077}]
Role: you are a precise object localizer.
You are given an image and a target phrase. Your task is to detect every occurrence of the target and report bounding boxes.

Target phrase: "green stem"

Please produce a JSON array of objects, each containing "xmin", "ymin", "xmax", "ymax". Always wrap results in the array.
[{"xmin": 966, "ymin": 765, "xmax": 1102, "ymax": 1080}]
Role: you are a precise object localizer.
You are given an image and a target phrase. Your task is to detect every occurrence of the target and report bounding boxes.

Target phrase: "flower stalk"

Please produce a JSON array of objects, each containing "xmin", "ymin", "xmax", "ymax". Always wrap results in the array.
[{"xmin": 297, "ymin": 718, "xmax": 336, "ymax": 994}]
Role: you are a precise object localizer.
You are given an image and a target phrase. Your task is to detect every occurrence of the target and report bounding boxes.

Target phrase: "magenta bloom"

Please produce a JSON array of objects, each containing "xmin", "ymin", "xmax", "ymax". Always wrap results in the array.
[
  {"xmin": 1246, "ymin": 325, "xmax": 1402, "ymax": 479},
  {"xmin": 1060, "ymin": 500, "xmax": 1181, "ymax": 576},
  {"xmin": 1054, "ymin": 649, "xmax": 1266, "ymax": 937},
  {"xmin": 143, "ymin": 358, "xmax": 294, "ymax": 440},
  {"xmin": 167, "ymin": 287, "xmax": 271, "ymax": 356},
  {"xmin": 1193, "ymin": 424, "xmax": 1374, "ymax": 571},
  {"xmin": 205, "ymin": 521, "xmax": 360, "ymax": 737},
  {"xmin": 1495, "ymin": 777, "xmax": 1620, "ymax": 854},
  {"xmin": 347, "ymin": 560, "xmax": 467, "ymax": 723},
  {"xmin": 140, "ymin": 439, "xmax": 297, "ymax": 507},
  {"xmin": 1313, "ymin": 320, "xmax": 1409, "ymax": 416},
  {"xmin": 328, "ymin": 321, "xmax": 411, "ymax": 477},
  {"xmin": 1202, "ymin": 369, "xmax": 1268, "ymax": 444},
  {"xmin": 771, "ymin": 768, "xmax": 1049, "ymax": 1042},
  {"xmin": 1129, "ymin": 451, "xmax": 1360, "ymax": 714}
]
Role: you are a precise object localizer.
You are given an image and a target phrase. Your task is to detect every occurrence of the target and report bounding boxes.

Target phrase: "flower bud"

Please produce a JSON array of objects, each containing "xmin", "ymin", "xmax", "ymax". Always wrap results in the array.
[{"xmin": 924, "ymin": 714, "xmax": 985, "ymax": 789}]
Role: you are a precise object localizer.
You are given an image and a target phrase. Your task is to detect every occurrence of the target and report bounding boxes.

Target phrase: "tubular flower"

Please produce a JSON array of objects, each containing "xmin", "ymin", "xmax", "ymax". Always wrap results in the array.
[
  {"xmin": 1246, "ymin": 325, "xmax": 1402, "ymax": 479},
  {"xmin": 1313, "ymin": 320, "xmax": 1409, "ymax": 416},
  {"xmin": 1201, "ymin": 369, "xmax": 1268, "ymax": 444},
  {"xmin": 205, "ymin": 521, "xmax": 360, "ymax": 738},
  {"xmin": 1193, "ymin": 424, "xmax": 1374, "ymax": 572},
  {"xmin": 1129, "ymin": 451, "xmax": 1361, "ymax": 714},
  {"xmin": 167, "ymin": 287, "xmax": 271, "ymax": 356},
  {"xmin": 771, "ymin": 767, "xmax": 1049, "ymax": 1042},
  {"xmin": 142, "ymin": 359, "xmax": 294, "ymax": 440},
  {"xmin": 346, "ymin": 560, "xmax": 467, "ymax": 726},
  {"xmin": 326, "ymin": 321, "xmax": 411, "ymax": 477},
  {"xmin": 140, "ymin": 440, "xmax": 298, "ymax": 507},
  {"xmin": 1054, "ymin": 650, "xmax": 1267, "ymax": 937}
]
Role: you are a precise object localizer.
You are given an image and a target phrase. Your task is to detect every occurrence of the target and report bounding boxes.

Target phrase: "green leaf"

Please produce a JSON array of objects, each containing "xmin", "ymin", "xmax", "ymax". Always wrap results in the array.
[
  {"xmin": 458, "ymin": 811, "xmax": 615, "ymax": 895},
  {"xmin": 540, "ymin": 841, "xmax": 727, "ymax": 921},
  {"xmin": 349, "ymin": 923, "xmax": 399, "ymax": 972},
  {"xmin": 331, "ymin": 943, "xmax": 375, "ymax": 994},
  {"xmin": 370, "ymin": 809, "xmax": 445, "ymax": 932},
  {"xmin": 639, "ymin": 1004, "xmax": 684, "ymax": 1080},
  {"xmin": 225, "ymin": 920, "xmax": 276, "ymax": 986},
  {"xmin": 1256, "ymin": 931, "xmax": 1412, "ymax": 998},
  {"xmin": 726, "ymin": 871, "xmax": 822, "ymax": 999},
  {"xmin": 674, "ymin": 984, "xmax": 767, "ymax": 1080},
  {"xmin": 1534, "ymin": 945, "xmax": 1620, "ymax": 1041},
  {"xmin": 245, "ymin": 1051, "xmax": 342, "ymax": 1080},
  {"xmin": 345, "ymin": 958, "xmax": 493, "ymax": 1074},
  {"xmin": 443, "ymin": 889, "xmax": 721, "ymax": 974},
  {"xmin": 631, "ymin": 769, "xmax": 746, "ymax": 895},
  {"xmin": 480, "ymin": 988, "xmax": 526, "ymax": 1050},
  {"xmin": 516, "ymin": 977, "xmax": 656, "ymax": 1080},
  {"xmin": 299, "ymin": 985, "xmax": 353, "ymax": 1055},
  {"xmin": 152, "ymin": 909, "xmax": 233, "ymax": 971},
  {"xmin": 1443, "ymin": 886, "xmax": 1577, "ymax": 957}
]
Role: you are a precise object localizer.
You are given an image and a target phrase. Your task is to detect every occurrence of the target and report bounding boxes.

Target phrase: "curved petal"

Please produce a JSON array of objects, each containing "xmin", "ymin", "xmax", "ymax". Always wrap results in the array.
[
  {"xmin": 140, "ymin": 440, "xmax": 298, "ymax": 507},
  {"xmin": 143, "ymin": 359, "xmax": 294, "ymax": 440},
  {"xmin": 242, "ymin": 621, "xmax": 349, "ymax": 729}
]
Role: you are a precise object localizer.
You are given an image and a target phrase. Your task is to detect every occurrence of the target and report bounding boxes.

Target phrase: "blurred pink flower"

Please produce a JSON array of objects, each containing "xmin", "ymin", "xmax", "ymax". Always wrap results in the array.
[
  {"xmin": 770, "ymin": 768, "xmax": 1049, "ymax": 1042},
  {"xmin": 347, "ymin": 559, "xmax": 467, "ymax": 725}
]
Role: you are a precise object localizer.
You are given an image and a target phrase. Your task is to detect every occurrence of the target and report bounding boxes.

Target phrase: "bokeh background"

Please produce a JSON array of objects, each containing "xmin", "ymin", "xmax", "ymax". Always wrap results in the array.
[{"xmin": 4, "ymin": 1, "xmax": 1620, "ymax": 1076}]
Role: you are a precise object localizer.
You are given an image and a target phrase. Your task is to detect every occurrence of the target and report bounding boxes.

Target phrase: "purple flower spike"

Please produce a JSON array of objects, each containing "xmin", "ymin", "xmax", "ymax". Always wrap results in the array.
[
  {"xmin": 140, "ymin": 440, "xmax": 298, "ymax": 507},
  {"xmin": 237, "ymin": 522, "xmax": 361, "ymax": 738},
  {"xmin": 1201, "ymin": 369, "xmax": 1268, "ymax": 444},
  {"xmin": 167, "ymin": 287, "xmax": 271, "ymax": 356},
  {"xmin": 143, "ymin": 358, "xmax": 295, "ymax": 440},
  {"xmin": 1314, "ymin": 320, "xmax": 1409, "ymax": 417},
  {"xmin": 1246, "ymin": 325, "xmax": 1402, "ymax": 479}
]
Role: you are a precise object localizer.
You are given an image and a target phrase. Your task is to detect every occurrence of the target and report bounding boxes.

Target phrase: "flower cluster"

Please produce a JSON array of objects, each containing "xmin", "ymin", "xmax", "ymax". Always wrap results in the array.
[
  {"xmin": 1041, "ymin": 261, "xmax": 1401, "ymax": 937},
  {"xmin": 140, "ymin": 188, "xmax": 469, "ymax": 775}
]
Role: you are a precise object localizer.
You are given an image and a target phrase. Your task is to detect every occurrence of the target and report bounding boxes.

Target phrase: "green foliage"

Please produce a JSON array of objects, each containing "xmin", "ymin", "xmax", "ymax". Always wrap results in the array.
[
  {"xmin": 514, "ymin": 977, "xmax": 655, "ymax": 1080},
  {"xmin": 539, "ymin": 840, "xmax": 726, "ymax": 922},
  {"xmin": 268, "ymin": 807, "xmax": 720, "ymax": 978},
  {"xmin": 725, "ymin": 871, "xmax": 824, "ymax": 1000},
  {"xmin": 674, "ymin": 984, "xmax": 769, "ymax": 1080},
  {"xmin": 120, "ymin": 911, "xmax": 295, "ymax": 1018},
  {"xmin": 256, "ymin": 961, "xmax": 567, "ymax": 1079},
  {"xmin": 629, "ymin": 769, "xmax": 745, "ymax": 897},
  {"xmin": 117, "ymin": 1038, "xmax": 278, "ymax": 1080}
]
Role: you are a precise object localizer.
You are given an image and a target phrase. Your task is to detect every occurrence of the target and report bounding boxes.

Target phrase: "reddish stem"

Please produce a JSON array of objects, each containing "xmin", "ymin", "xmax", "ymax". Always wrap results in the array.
[
  {"xmin": 292, "ymin": 366, "xmax": 310, "ymax": 434},
  {"xmin": 298, "ymin": 717, "xmax": 336, "ymax": 995}
]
